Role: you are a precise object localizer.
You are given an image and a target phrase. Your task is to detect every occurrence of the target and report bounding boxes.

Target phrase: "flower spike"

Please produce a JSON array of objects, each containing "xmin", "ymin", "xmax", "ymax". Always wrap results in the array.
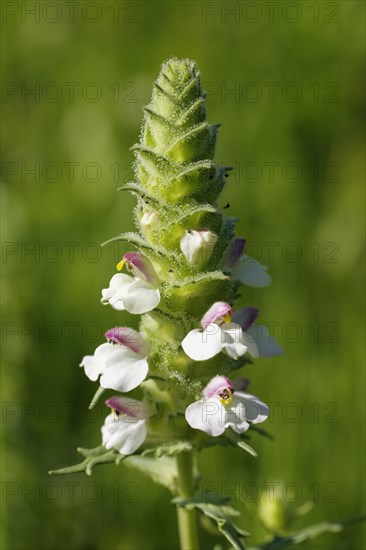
[{"xmin": 55, "ymin": 61, "xmax": 284, "ymax": 548}]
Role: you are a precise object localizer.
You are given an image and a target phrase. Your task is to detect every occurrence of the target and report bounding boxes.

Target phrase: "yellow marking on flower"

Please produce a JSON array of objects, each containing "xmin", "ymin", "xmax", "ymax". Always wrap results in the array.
[
  {"xmin": 219, "ymin": 387, "xmax": 234, "ymax": 406},
  {"xmin": 111, "ymin": 408, "xmax": 120, "ymax": 419},
  {"xmin": 224, "ymin": 312, "xmax": 231, "ymax": 324},
  {"xmin": 116, "ymin": 259, "xmax": 126, "ymax": 271}
]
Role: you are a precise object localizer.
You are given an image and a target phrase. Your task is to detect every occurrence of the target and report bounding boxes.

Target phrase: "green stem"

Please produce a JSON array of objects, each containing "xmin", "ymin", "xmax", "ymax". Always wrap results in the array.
[{"xmin": 176, "ymin": 451, "xmax": 200, "ymax": 550}]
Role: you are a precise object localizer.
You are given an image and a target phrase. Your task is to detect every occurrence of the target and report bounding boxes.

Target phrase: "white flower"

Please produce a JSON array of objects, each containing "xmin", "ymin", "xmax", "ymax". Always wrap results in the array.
[
  {"xmin": 246, "ymin": 325, "xmax": 283, "ymax": 357},
  {"xmin": 226, "ymin": 238, "xmax": 271, "ymax": 287},
  {"xmin": 185, "ymin": 375, "xmax": 269, "ymax": 436},
  {"xmin": 101, "ymin": 252, "xmax": 160, "ymax": 314},
  {"xmin": 182, "ymin": 302, "xmax": 257, "ymax": 361},
  {"xmin": 180, "ymin": 229, "xmax": 218, "ymax": 265},
  {"xmin": 232, "ymin": 307, "xmax": 283, "ymax": 357},
  {"xmin": 102, "ymin": 396, "xmax": 152, "ymax": 455},
  {"xmin": 232, "ymin": 256, "xmax": 271, "ymax": 287},
  {"xmin": 80, "ymin": 327, "xmax": 149, "ymax": 392},
  {"xmin": 140, "ymin": 210, "xmax": 158, "ymax": 227}
]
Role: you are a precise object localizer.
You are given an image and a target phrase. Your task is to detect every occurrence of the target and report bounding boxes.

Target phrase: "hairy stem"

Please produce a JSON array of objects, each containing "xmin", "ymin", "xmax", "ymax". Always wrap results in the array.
[{"xmin": 176, "ymin": 451, "xmax": 199, "ymax": 550}]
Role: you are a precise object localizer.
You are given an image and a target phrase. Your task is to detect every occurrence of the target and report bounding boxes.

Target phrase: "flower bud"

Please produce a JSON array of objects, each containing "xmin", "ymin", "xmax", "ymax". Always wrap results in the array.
[
  {"xmin": 180, "ymin": 229, "xmax": 218, "ymax": 265},
  {"xmin": 258, "ymin": 487, "xmax": 294, "ymax": 533}
]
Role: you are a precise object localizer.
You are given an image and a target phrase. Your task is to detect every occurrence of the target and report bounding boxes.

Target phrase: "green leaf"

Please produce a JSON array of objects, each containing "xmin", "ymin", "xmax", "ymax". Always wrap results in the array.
[
  {"xmin": 117, "ymin": 181, "xmax": 145, "ymax": 194},
  {"xmin": 142, "ymin": 440, "xmax": 193, "ymax": 458},
  {"xmin": 177, "ymin": 97, "xmax": 206, "ymax": 127},
  {"xmin": 124, "ymin": 455, "xmax": 179, "ymax": 493},
  {"xmin": 132, "ymin": 146, "xmax": 175, "ymax": 178},
  {"xmin": 248, "ymin": 515, "xmax": 366, "ymax": 549},
  {"xmin": 206, "ymin": 216, "xmax": 238, "ymax": 271},
  {"xmin": 166, "ymin": 204, "xmax": 217, "ymax": 227},
  {"xmin": 117, "ymin": 181, "xmax": 155, "ymax": 200},
  {"xmin": 173, "ymin": 496, "xmax": 250, "ymax": 550},
  {"xmin": 165, "ymin": 122, "xmax": 217, "ymax": 163},
  {"xmin": 88, "ymin": 385, "xmax": 106, "ymax": 410},
  {"xmin": 163, "ymin": 271, "xmax": 233, "ymax": 318},
  {"xmin": 144, "ymin": 106, "xmax": 176, "ymax": 130},
  {"xmin": 170, "ymin": 270, "xmax": 229, "ymax": 288},
  {"xmin": 49, "ymin": 446, "xmax": 123, "ymax": 477},
  {"xmin": 101, "ymin": 231, "xmax": 154, "ymax": 250},
  {"xmin": 101, "ymin": 232, "xmax": 176, "ymax": 262},
  {"xmin": 177, "ymin": 76, "xmax": 201, "ymax": 102},
  {"xmin": 118, "ymin": 182, "xmax": 170, "ymax": 208},
  {"xmin": 237, "ymin": 440, "xmax": 258, "ymax": 458},
  {"xmin": 226, "ymin": 429, "xmax": 258, "ymax": 457}
]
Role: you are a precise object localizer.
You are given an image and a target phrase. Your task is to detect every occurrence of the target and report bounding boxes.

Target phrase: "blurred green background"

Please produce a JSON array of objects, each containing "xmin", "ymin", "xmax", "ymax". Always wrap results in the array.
[{"xmin": 1, "ymin": 1, "xmax": 365, "ymax": 549}]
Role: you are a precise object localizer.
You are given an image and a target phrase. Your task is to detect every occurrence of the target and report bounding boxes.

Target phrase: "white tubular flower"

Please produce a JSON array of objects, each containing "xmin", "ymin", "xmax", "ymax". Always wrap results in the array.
[
  {"xmin": 102, "ymin": 396, "xmax": 152, "ymax": 455},
  {"xmin": 185, "ymin": 375, "xmax": 269, "ymax": 437},
  {"xmin": 140, "ymin": 210, "xmax": 158, "ymax": 227},
  {"xmin": 232, "ymin": 307, "xmax": 283, "ymax": 357},
  {"xmin": 181, "ymin": 302, "xmax": 257, "ymax": 361},
  {"xmin": 180, "ymin": 229, "xmax": 218, "ymax": 265},
  {"xmin": 101, "ymin": 252, "xmax": 160, "ymax": 314},
  {"xmin": 226, "ymin": 238, "xmax": 272, "ymax": 288},
  {"xmin": 232, "ymin": 256, "xmax": 271, "ymax": 287},
  {"xmin": 80, "ymin": 327, "xmax": 149, "ymax": 392}
]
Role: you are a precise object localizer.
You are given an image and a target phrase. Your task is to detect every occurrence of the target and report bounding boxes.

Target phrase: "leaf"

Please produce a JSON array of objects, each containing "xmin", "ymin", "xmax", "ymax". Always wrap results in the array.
[
  {"xmin": 177, "ymin": 97, "xmax": 206, "ymax": 126},
  {"xmin": 206, "ymin": 217, "xmax": 238, "ymax": 271},
  {"xmin": 177, "ymin": 77, "xmax": 201, "ymax": 102},
  {"xmin": 173, "ymin": 497, "xmax": 250, "ymax": 550},
  {"xmin": 144, "ymin": 106, "xmax": 175, "ymax": 132},
  {"xmin": 117, "ymin": 181, "xmax": 145, "ymax": 194},
  {"xmin": 153, "ymin": 82, "xmax": 178, "ymax": 106},
  {"xmin": 174, "ymin": 159, "xmax": 215, "ymax": 180},
  {"xmin": 165, "ymin": 122, "xmax": 216, "ymax": 163},
  {"xmin": 163, "ymin": 271, "xmax": 232, "ymax": 318},
  {"xmin": 132, "ymin": 146, "xmax": 175, "ymax": 178},
  {"xmin": 237, "ymin": 440, "xmax": 258, "ymax": 458},
  {"xmin": 101, "ymin": 232, "xmax": 175, "ymax": 261},
  {"xmin": 118, "ymin": 182, "xmax": 168, "ymax": 207},
  {"xmin": 117, "ymin": 182, "xmax": 152, "ymax": 199},
  {"xmin": 124, "ymin": 455, "xmax": 179, "ymax": 493},
  {"xmin": 88, "ymin": 385, "xmax": 106, "ymax": 410},
  {"xmin": 248, "ymin": 515, "xmax": 366, "ymax": 549},
  {"xmin": 49, "ymin": 446, "xmax": 123, "ymax": 477},
  {"xmin": 170, "ymin": 271, "xmax": 229, "ymax": 288},
  {"xmin": 226, "ymin": 429, "xmax": 258, "ymax": 457},
  {"xmin": 166, "ymin": 204, "xmax": 217, "ymax": 227},
  {"xmin": 142, "ymin": 440, "xmax": 193, "ymax": 458},
  {"xmin": 101, "ymin": 231, "xmax": 154, "ymax": 250}
]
